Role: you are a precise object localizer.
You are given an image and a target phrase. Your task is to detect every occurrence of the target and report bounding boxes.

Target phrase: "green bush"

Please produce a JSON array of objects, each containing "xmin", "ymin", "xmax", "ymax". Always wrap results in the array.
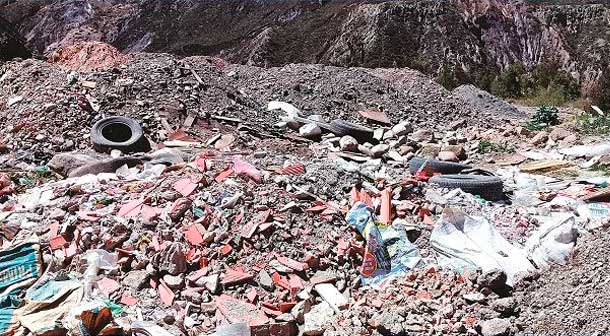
[{"xmin": 525, "ymin": 104, "xmax": 560, "ymax": 130}]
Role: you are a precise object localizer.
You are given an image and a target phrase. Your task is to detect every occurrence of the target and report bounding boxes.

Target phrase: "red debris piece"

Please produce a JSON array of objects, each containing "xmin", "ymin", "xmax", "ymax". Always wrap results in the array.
[
  {"xmin": 118, "ymin": 199, "xmax": 144, "ymax": 218},
  {"xmin": 49, "ymin": 235, "xmax": 68, "ymax": 250},
  {"xmin": 261, "ymin": 306, "xmax": 283, "ymax": 317},
  {"xmin": 219, "ymin": 244, "xmax": 233, "ymax": 256},
  {"xmin": 233, "ymin": 157, "xmax": 261, "ymax": 183},
  {"xmin": 187, "ymin": 268, "xmax": 209, "ymax": 283},
  {"xmin": 272, "ymin": 272, "xmax": 290, "ymax": 291},
  {"xmin": 277, "ymin": 256, "xmax": 309, "ymax": 272},
  {"xmin": 215, "ymin": 167, "xmax": 234, "ymax": 183},
  {"xmin": 276, "ymin": 162, "xmax": 305, "ymax": 175},
  {"xmin": 305, "ymin": 205, "xmax": 327, "ymax": 213},
  {"xmin": 158, "ymin": 280, "xmax": 175, "ymax": 306},
  {"xmin": 221, "ymin": 268, "xmax": 254, "ymax": 286},
  {"xmin": 371, "ymin": 299, "xmax": 384, "ymax": 308},
  {"xmin": 141, "ymin": 205, "xmax": 162, "ymax": 221},
  {"xmin": 359, "ymin": 109, "xmax": 391, "ymax": 124},
  {"xmin": 77, "ymin": 211, "xmax": 101, "ymax": 222},
  {"xmin": 185, "ymin": 225, "xmax": 204, "ymax": 245},
  {"xmin": 379, "ymin": 188, "xmax": 392, "ymax": 224},
  {"xmin": 173, "ymin": 179, "xmax": 197, "ymax": 196},
  {"xmin": 215, "ymin": 294, "xmax": 270, "ymax": 326},
  {"xmin": 97, "ymin": 278, "xmax": 120, "ymax": 296},
  {"xmin": 120, "ymin": 295, "xmax": 138, "ymax": 306},
  {"xmin": 168, "ymin": 128, "xmax": 197, "ymax": 142},
  {"xmin": 279, "ymin": 301, "xmax": 296, "ymax": 312},
  {"xmin": 169, "ymin": 197, "xmax": 192, "ymax": 221}
]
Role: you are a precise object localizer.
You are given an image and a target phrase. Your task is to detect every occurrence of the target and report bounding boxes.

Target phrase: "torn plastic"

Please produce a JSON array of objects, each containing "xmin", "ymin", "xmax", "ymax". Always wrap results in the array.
[
  {"xmin": 577, "ymin": 203, "xmax": 610, "ymax": 230},
  {"xmin": 525, "ymin": 213, "xmax": 579, "ymax": 270},
  {"xmin": 83, "ymin": 250, "xmax": 118, "ymax": 299},
  {"xmin": 346, "ymin": 202, "xmax": 421, "ymax": 285},
  {"xmin": 430, "ymin": 208, "xmax": 535, "ymax": 286},
  {"xmin": 0, "ymin": 242, "xmax": 43, "ymax": 333}
]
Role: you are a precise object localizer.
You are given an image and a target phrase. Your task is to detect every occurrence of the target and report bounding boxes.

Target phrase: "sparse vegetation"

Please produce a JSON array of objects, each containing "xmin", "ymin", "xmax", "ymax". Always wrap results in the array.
[
  {"xmin": 489, "ymin": 61, "xmax": 580, "ymax": 106},
  {"xmin": 525, "ymin": 104, "xmax": 560, "ymax": 131},
  {"xmin": 575, "ymin": 109, "xmax": 610, "ymax": 135},
  {"xmin": 478, "ymin": 140, "xmax": 516, "ymax": 154}
]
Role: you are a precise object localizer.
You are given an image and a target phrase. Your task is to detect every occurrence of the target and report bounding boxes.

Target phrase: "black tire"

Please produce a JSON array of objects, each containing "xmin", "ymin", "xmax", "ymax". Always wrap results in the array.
[
  {"xmin": 329, "ymin": 119, "xmax": 373, "ymax": 141},
  {"xmin": 90, "ymin": 116, "xmax": 150, "ymax": 153},
  {"xmin": 408, "ymin": 156, "xmax": 471, "ymax": 175},
  {"xmin": 428, "ymin": 174, "xmax": 504, "ymax": 201}
]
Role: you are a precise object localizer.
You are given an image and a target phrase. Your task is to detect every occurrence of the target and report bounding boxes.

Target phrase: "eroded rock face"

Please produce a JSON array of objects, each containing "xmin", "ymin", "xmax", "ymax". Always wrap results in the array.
[
  {"xmin": 0, "ymin": 17, "xmax": 30, "ymax": 61},
  {"xmin": 2, "ymin": 0, "xmax": 610, "ymax": 88}
]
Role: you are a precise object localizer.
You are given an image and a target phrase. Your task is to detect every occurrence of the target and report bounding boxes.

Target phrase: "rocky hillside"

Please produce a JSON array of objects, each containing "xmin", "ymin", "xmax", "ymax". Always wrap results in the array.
[{"xmin": 2, "ymin": 0, "xmax": 610, "ymax": 90}]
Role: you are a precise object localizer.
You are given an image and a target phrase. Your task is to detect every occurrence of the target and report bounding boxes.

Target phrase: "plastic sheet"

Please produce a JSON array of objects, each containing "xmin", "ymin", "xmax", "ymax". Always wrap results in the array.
[{"xmin": 430, "ymin": 208, "xmax": 535, "ymax": 286}]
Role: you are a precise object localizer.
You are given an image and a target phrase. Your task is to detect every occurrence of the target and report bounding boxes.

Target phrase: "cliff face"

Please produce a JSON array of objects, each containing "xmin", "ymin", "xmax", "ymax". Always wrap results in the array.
[
  {"xmin": 2, "ymin": 0, "xmax": 609, "ymax": 87},
  {"xmin": 0, "ymin": 16, "xmax": 30, "ymax": 61}
]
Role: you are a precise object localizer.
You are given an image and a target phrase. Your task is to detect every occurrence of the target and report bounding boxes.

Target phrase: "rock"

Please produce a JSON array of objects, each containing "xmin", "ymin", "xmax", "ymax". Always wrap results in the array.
[
  {"xmin": 410, "ymin": 129, "xmax": 434, "ymax": 142},
  {"xmin": 478, "ymin": 318, "xmax": 512, "ymax": 336},
  {"xmin": 437, "ymin": 151, "xmax": 458, "ymax": 162},
  {"xmin": 450, "ymin": 119, "xmax": 466, "ymax": 130},
  {"xmin": 369, "ymin": 311, "xmax": 405, "ymax": 334},
  {"xmin": 339, "ymin": 135, "xmax": 359, "ymax": 152},
  {"xmin": 491, "ymin": 297, "xmax": 516, "ymax": 316},
  {"xmin": 299, "ymin": 123, "xmax": 321, "ymax": 138},
  {"xmin": 181, "ymin": 290, "xmax": 202, "ymax": 304},
  {"xmin": 549, "ymin": 127, "xmax": 572, "ymax": 141},
  {"xmin": 387, "ymin": 150, "xmax": 405, "ymax": 162},
  {"xmin": 123, "ymin": 270, "xmax": 150, "ymax": 291},
  {"xmin": 358, "ymin": 144, "xmax": 372, "ymax": 156},
  {"xmin": 382, "ymin": 130, "xmax": 396, "ymax": 140},
  {"xmin": 303, "ymin": 302, "xmax": 334, "ymax": 336},
  {"xmin": 463, "ymin": 292, "xmax": 487, "ymax": 303},
  {"xmin": 399, "ymin": 145, "xmax": 416, "ymax": 155},
  {"xmin": 195, "ymin": 273, "xmax": 220, "ymax": 294},
  {"xmin": 515, "ymin": 126, "xmax": 530, "ymax": 136},
  {"xmin": 443, "ymin": 144, "xmax": 466, "ymax": 159},
  {"xmin": 163, "ymin": 274, "xmax": 184, "ymax": 290},
  {"xmin": 370, "ymin": 144, "xmax": 389, "ymax": 158},
  {"xmin": 477, "ymin": 269, "xmax": 507, "ymax": 292},
  {"xmin": 258, "ymin": 270, "xmax": 275, "ymax": 291},
  {"xmin": 559, "ymin": 134, "xmax": 578, "ymax": 147},
  {"xmin": 392, "ymin": 121, "xmax": 412, "ymax": 136},
  {"xmin": 418, "ymin": 144, "xmax": 441, "ymax": 158},
  {"xmin": 373, "ymin": 128, "xmax": 385, "ymax": 140},
  {"xmin": 48, "ymin": 153, "xmax": 96, "ymax": 176},
  {"xmin": 151, "ymin": 243, "xmax": 187, "ymax": 276},
  {"xmin": 277, "ymin": 313, "xmax": 296, "ymax": 323},
  {"xmin": 530, "ymin": 131, "xmax": 549, "ymax": 146}
]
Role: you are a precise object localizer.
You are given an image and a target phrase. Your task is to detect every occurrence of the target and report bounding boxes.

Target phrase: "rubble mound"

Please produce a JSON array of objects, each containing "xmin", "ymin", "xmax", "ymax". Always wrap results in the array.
[
  {"xmin": 0, "ymin": 53, "xmax": 515, "ymax": 161},
  {"xmin": 48, "ymin": 41, "xmax": 128, "ymax": 71},
  {"xmin": 451, "ymin": 84, "xmax": 525, "ymax": 119},
  {"xmin": 517, "ymin": 230, "xmax": 610, "ymax": 333}
]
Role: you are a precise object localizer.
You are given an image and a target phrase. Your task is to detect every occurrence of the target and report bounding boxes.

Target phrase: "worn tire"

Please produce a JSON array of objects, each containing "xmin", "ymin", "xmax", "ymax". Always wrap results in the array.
[
  {"xmin": 408, "ymin": 156, "xmax": 471, "ymax": 175},
  {"xmin": 90, "ymin": 116, "xmax": 150, "ymax": 153},
  {"xmin": 428, "ymin": 174, "xmax": 504, "ymax": 201},
  {"xmin": 329, "ymin": 119, "xmax": 373, "ymax": 140}
]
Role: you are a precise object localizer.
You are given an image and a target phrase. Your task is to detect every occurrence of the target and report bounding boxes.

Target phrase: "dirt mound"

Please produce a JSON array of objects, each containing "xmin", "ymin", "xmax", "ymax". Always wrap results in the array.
[
  {"xmin": 451, "ymin": 84, "xmax": 524, "ymax": 119},
  {"xmin": 48, "ymin": 41, "xmax": 127, "ymax": 71},
  {"xmin": 516, "ymin": 230, "xmax": 610, "ymax": 334}
]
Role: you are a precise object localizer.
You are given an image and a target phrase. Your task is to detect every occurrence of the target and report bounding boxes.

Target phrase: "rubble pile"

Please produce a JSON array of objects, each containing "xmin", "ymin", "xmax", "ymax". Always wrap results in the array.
[
  {"xmin": 48, "ymin": 41, "xmax": 129, "ymax": 72},
  {"xmin": 1, "ymin": 52, "xmax": 511, "ymax": 164},
  {"xmin": 1, "ymin": 46, "xmax": 610, "ymax": 336}
]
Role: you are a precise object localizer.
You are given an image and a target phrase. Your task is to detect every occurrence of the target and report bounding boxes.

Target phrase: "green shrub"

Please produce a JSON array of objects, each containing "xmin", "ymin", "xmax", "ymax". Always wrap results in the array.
[
  {"xmin": 575, "ymin": 109, "xmax": 610, "ymax": 135},
  {"xmin": 478, "ymin": 140, "xmax": 516, "ymax": 154},
  {"xmin": 525, "ymin": 104, "xmax": 560, "ymax": 130}
]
